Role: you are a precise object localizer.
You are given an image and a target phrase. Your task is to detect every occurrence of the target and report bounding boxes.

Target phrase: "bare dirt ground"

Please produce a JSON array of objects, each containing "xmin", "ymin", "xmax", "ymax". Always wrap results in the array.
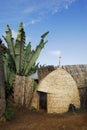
[{"xmin": 0, "ymin": 106, "xmax": 87, "ymax": 130}]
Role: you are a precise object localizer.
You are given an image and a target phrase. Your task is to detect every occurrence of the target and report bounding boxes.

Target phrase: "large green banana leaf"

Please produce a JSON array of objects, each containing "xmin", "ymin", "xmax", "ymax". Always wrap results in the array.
[
  {"xmin": 3, "ymin": 25, "xmax": 15, "ymax": 61},
  {"xmin": 15, "ymin": 22, "xmax": 25, "ymax": 74},
  {"xmin": 24, "ymin": 36, "xmax": 48, "ymax": 75}
]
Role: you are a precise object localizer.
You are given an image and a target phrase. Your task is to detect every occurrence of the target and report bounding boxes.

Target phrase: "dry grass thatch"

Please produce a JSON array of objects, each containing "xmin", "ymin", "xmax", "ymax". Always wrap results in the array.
[
  {"xmin": 38, "ymin": 65, "xmax": 55, "ymax": 81},
  {"xmin": 37, "ymin": 64, "xmax": 87, "ymax": 109},
  {"xmin": 37, "ymin": 67, "xmax": 80, "ymax": 113},
  {"xmin": 14, "ymin": 75, "xmax": 34, "ymax": 107}
]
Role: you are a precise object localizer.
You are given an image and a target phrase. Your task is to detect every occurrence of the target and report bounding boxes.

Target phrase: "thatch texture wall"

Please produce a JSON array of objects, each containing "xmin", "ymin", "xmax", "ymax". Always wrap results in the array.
[
  {"xmin": 30, "ymin": 90, "xmax": 38, "ymax": 109},
  {"xmin": 14, "ymin": 75, "xmax": 34, "ymax": 107},
  {"xmin": 63, "ymin": 65, "xmax": 87, "ymax": 108},
  {"xmin": 0, "ymin": 52, "xmax": 6, "ymax": 117},
  {"xmin": 37, "ymin": 68, "xmax": 80, "ymax": 113},
  {"xmin": 63, "ymin": 65, "xmax": 87, "ymax": 89},
  {"xmin": 38, "ymin": 65, "xmax": 54, "ymax": 81}
]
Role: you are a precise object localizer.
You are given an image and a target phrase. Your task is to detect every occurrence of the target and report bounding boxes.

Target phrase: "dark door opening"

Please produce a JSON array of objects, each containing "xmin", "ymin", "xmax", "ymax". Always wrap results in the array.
[{"xmin": 38, "ymin": 92, "xmax": 47, "ymax": 111}]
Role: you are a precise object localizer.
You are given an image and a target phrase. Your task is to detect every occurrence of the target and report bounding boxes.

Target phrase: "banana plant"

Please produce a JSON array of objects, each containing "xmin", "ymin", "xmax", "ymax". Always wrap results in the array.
[
  {"xmin": 3, "ymin": 22, "xmax": 49, "ymax": 86},
  {"xmin": 0, "ymin": 39, "xmax": 7, "ymax": 54}
]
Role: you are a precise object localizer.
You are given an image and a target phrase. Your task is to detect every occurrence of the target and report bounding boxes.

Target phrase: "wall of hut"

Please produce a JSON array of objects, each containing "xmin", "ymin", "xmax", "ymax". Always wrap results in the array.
[
  {"xmin": 47, "ymin": 92, "xmax": 79, "ymax": 113},
  {"xmin": 14, "ymin": 75, "xmax": 34, "ymax": 107}
]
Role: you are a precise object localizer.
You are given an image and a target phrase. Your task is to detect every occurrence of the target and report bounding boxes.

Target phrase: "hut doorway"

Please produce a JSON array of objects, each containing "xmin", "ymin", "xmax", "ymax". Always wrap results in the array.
[{"xmin": 38, "ymin": 92, "xmax": 47, "ymax": 111}]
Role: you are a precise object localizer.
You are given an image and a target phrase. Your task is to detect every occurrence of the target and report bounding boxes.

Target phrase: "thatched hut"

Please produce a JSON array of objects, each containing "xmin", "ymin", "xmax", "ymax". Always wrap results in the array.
[
  {"xmin": 31, "ymin": 67, "xmax": 80, "ymax": 113},
  {"xmin": 36, "ymin": 65, "xmax": 87, "ymax": 109}
]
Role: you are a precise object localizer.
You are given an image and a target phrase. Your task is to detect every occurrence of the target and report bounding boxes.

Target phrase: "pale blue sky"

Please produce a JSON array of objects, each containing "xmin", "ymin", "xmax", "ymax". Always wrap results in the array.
[{"xmin": 0, "ymin": 0, "xmax": 87, "ymax": 66}]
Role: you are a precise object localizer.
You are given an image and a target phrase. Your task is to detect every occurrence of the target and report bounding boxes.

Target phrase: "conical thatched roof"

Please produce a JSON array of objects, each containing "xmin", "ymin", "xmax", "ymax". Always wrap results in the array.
[
  {"xmin": 38, "ymin": 64, "xmax": 87, "ymax": 90},
  {"xmin": 37, "ymin": 67, "xmax": 80, "ymax": 94}
]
